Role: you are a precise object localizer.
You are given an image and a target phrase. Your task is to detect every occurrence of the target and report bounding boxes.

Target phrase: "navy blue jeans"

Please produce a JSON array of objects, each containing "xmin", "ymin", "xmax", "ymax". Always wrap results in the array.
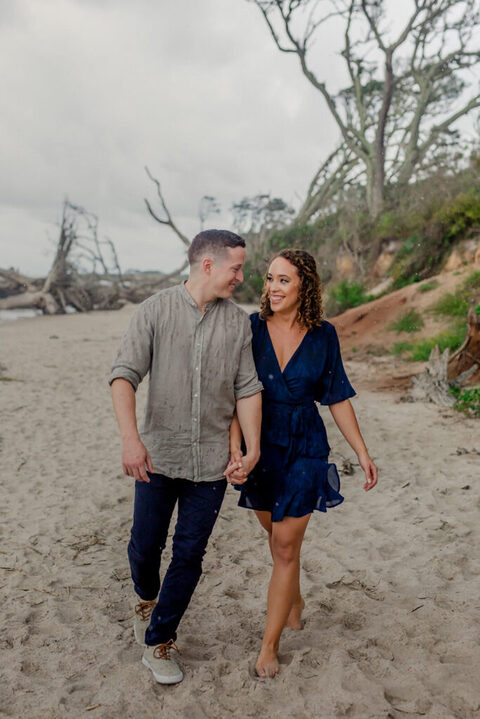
[{"xmin": 127, "ymin": 472, "xmax": 227, "ymax": 646}]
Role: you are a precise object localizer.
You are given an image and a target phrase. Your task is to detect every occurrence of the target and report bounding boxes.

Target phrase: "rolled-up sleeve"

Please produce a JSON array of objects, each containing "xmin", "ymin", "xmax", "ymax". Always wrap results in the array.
[
  {"xmin": 108, "ymin": 301, "xmax": 154, "ymax": 391},
  {"xmin": 234, "ymin": 320, "xmax": 263, "ymax": 400}
]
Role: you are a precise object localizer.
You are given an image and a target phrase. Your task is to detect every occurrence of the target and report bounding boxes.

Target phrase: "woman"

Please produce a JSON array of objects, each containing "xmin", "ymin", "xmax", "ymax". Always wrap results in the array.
[{"xmin": 226, "ymin": 249, "xmax": 378, "ymax": 678}]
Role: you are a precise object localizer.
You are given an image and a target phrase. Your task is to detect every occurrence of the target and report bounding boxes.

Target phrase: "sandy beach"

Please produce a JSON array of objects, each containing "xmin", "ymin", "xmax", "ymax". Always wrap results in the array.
[{"xmin": 1, "ymin": 304, "xmax": 480, "ymax": 719}]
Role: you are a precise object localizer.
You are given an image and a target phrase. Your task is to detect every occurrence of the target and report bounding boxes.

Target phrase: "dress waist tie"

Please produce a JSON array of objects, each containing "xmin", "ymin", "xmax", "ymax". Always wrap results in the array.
[{"xmin": 265, "ymin": 399, "xmax": 316, "ymax": 467}]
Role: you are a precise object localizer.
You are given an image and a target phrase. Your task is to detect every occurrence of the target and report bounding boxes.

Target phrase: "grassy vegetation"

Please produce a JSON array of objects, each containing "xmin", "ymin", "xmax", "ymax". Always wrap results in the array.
[
  {"xmin": 389, "ymin": 268, "xmax": 479, "ymax": 362},
  {"xmin": 325, "ymin": 280, "xmax": 374, "ymax": 315},
  {"xmin": 235, "ymin": 164, "xmax": 480, "ymax": 303},
  {"xmin": 434, "ymin": 188, "xmax": 480, "ymax": 242},
  {"xmin": 431, "ymin": 271, "xmax": 480, "ymax": 318},
  {"xmin": 391, "ymin": 341, "xmax": 414, "ymax": 356},
  {"xmin": 450, "ymin": 386, "xmax": 480, "ymax": 418},
  {"xmin": 433, "ymin": 292, "xmax": 470, "ymax": 317},
  {"xmin": 389, "ymin": 309, "xmax": 424, "ymax": 333},
  {"xmin": 418, "ymin": 280, "xmax": 439, "ymax": 293},
  {"xmin": 392, "ymin": 322, "xmax": 466, "ymax": 361},
  {"xmin": 387, "ymin": 182, "xmax": 480, "ymax": 288},
  {"xmin": 465, "ymin": 270, "xmax": 480, "ymax": 290}
]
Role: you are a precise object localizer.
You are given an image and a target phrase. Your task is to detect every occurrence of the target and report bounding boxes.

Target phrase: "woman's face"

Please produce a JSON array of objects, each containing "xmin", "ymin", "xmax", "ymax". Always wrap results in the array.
[{"xmin": 266, "ymin": 256, "xmax": 301, "ymax": 314}]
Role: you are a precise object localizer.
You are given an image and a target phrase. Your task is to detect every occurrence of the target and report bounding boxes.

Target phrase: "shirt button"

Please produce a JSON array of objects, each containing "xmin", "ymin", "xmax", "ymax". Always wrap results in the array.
[{"xmin": 193, "ymin": 393, "xmax": 198, "ymax": 398}]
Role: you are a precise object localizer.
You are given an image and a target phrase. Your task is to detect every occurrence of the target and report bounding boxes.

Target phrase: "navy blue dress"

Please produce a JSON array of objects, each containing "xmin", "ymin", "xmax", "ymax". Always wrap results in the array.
[{"xmin": 237, "ymin": 313, "xmax": 356, "ymax": 522}]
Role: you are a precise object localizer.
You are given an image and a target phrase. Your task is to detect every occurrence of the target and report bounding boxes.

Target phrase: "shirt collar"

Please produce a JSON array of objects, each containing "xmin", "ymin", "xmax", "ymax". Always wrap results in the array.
[{"xmin": 180, "ymin": 281, "xmax": 219, "ymax": 313}]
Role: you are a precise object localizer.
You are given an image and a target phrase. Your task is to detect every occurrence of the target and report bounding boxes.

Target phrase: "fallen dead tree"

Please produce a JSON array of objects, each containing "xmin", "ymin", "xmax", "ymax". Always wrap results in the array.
[
  {"xmin": 447, "ymin": 307, "xmax": 480, "ymax": 384},
  {"xmin": 0, "ymin": 197, "xmax": 188, "ymax": 315},
  {"xmin": 410, "ymin": 309, "xmax": 480, "ymax": 406}
]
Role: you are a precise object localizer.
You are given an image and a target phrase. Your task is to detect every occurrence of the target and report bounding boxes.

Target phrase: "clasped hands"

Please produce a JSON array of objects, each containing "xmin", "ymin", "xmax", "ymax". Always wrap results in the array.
[{"xmin": 223, "ymin": 449, "xmax": 259, "ymax": 485}]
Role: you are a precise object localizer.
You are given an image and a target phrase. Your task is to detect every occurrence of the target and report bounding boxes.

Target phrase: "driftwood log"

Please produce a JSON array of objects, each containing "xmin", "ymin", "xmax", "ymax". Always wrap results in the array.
[
  {"xmin": 447, "ymin": 307, "xmax": 480, "ymax": 383},
  {"xmin": 0, "ymin": 269, "xmax": 182, "ymax": 314},
  {"xmin": 410, "ymin": 346, "xmax": 456, "ymax": 407},
  {"xmin": 410, "ymin": 309, "xmax": 480, "ymax": 405}
]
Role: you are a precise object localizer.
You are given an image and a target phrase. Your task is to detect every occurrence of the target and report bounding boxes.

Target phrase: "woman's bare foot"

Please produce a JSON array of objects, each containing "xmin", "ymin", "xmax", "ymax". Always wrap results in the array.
[
  {"xmin": 255, "ymin": 645, "xmax": 279, "ymax": 678},
  {"xmin": 285, "ymin": 597, "xmax": 305, "ymax": 630}
]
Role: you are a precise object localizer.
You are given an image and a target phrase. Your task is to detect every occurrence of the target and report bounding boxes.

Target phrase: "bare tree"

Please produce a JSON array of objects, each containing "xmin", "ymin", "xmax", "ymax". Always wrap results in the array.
[
  {"xmin": 144, "ymin": 166, "xmax": 191, "ymax": 279},
  {"xmin": 249, "ymin": 0, "xmax": 480, "ymax": 218},
  {"xmin": 198, "ymin": 195, "xmax": 221, "ymax": 230}
]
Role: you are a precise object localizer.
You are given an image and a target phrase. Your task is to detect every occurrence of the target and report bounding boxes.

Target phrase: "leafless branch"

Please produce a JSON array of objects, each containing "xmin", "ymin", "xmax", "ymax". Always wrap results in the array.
[{"xmin": 144, "ymin": 167, "xmax": 191, "ymax": 248}]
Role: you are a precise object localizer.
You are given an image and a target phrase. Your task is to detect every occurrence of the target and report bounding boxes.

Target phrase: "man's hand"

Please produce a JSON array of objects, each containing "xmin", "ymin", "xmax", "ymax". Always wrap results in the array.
[
  {"xmin": 224, "ymin": 450, "xmax": 259, "ymax": 485},
  {"xmin": 122, "ymin": 437, "xmax": 154, "ymax": 482}
]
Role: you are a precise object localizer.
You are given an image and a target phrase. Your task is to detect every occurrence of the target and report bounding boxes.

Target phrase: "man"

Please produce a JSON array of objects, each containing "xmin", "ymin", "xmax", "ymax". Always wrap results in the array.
[{"xmin": 109, "ymin": 229, "xmax": 262, "ymax": 684}]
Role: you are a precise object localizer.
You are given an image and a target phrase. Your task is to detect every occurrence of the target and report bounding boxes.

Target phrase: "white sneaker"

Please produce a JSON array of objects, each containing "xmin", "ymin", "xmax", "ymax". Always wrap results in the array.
[
  {"xmin": 142, "ymin": 640, "xmax": 183, "ymax": 684},
  {"xmin": 133, "ymin": 599, "xmax": 157, "ymax": 646}
]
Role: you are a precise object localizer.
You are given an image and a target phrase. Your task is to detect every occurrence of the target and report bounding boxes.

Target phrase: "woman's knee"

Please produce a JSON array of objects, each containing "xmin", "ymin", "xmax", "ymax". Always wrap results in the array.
[{"xmin": 271, "ymin": 538, "xmax": 299, "ymax": 565}]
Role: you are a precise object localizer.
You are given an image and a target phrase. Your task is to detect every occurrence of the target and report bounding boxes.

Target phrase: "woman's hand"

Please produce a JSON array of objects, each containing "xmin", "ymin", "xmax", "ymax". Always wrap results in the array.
[{"xmin": 357, "ymin": 451, "xmax": 378, "ymax": 491}]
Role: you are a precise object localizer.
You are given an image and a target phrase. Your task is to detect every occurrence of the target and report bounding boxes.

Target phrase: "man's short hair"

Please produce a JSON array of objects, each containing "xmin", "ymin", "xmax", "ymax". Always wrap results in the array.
[{"xmin": 188, "ymin": 229, "xmax": 246, "ymax": 267}]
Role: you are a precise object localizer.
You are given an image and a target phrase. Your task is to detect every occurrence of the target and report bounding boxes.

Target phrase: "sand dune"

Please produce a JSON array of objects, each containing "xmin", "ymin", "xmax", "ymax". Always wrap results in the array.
[{"xmin": 1, "ymin": 305, "xmax": 480, "ymax": 718}]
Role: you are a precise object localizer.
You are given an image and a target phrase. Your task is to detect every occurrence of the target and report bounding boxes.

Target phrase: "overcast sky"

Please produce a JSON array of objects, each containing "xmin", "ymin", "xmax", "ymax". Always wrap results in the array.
[{"xmin": 0, "ymin": 0, "xmax": 477, "ymax": 276}]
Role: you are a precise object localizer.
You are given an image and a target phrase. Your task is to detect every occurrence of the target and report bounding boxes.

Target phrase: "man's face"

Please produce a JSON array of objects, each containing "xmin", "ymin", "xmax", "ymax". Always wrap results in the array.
[{"xmin": 208, "ymin": 246, "xmax": 246, "ymax": 298}]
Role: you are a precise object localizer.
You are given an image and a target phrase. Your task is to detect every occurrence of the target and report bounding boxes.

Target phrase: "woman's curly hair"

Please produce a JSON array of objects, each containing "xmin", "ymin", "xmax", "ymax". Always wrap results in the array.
[{"xmin": 259, "ymin": 249, "xmax": 324, "ymax": 330}]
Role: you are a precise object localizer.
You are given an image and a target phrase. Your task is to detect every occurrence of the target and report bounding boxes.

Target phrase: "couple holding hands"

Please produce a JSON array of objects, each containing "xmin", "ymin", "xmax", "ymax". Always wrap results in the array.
[{"xmin": 110, "ymin": 229, "xmax": 377, "ymax": 684}]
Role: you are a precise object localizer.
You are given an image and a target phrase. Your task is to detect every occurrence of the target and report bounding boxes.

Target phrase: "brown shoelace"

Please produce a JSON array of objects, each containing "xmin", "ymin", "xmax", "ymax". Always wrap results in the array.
[
  {"xmin": 135, "ymin": 600, "xmax": 156, "ymax": 621},
  {"xmin": 153, "ymin": 639, "xmax": 180, "ymax": 660}
]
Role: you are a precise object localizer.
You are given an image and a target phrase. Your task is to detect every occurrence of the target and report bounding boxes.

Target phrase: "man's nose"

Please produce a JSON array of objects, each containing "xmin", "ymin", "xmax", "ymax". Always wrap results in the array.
[{"xmin": 237, "ymin": 269, "xmax": 244, "ymax": 282}]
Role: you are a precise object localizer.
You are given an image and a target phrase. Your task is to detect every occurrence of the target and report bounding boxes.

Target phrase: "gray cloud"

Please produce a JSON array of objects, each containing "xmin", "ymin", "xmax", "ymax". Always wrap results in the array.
[{"xmin": 4, "ymin": 0, "xmax": 467, "ymax": 276}]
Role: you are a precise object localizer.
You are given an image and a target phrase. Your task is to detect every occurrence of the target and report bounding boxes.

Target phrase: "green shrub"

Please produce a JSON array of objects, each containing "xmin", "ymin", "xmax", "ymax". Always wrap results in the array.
[
  {"xmin": 374, "ymin": 211, "xmax": 398, "ymax": 236},
  {"xmin": 390, "ymin": 324, "xmax": 466, "ymax": 361},
  {"xmin": 409, "ymin": 325, "xmax": 466, "ymax": 361},
  {"xmin": 450, "ymin": 386, "xmax": 480, "ymax": 418},
  {"xmin": 432, "ymin": 273, "xmax": 480, "ymax": 318},
  {"xmin": 389, "ymin": 309, "xmax": 424, "ymax": 333},
  {"xmin": 268, "ymin": 224, "xmax": 320, "ymax": 252},
  {"xmin": 464, "ymin": 271, "xmax": 480, "ymax": 291},
  {"xmin": 434, "ymin": 189, "xmax": 480, "ymax": 241},
  {"xmin": 391, "ymin": 272, "xmax": 422, "ymax": 289},
  {"xmin": 328, "ymin": 280, "xmax": 371, "ymax": 313},
  {"xmin": 433, "ymin": 292, "xmax": 470, "ymax": 317},
  {"xmin": 418, "ymin": 281, "xmax": 439, "ymax": 293}
]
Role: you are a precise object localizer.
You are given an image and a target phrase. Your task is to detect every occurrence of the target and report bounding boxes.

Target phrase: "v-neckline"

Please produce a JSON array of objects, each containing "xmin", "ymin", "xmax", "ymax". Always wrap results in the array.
[{"xmin": 265, "ymin": 320, "xmax": 309, "ymax": 375}]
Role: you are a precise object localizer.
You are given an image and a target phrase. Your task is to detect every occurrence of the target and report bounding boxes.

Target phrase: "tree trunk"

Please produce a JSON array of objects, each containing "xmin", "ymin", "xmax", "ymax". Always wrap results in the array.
[
  {"xmin": 0, "ymin": 291, "xmax": 60, "ymax": 314},
  {"xmin": 369, "ymin": 51, "xmax": 393, "ymax": 220},
  {"xmin": 410, "ymin": 346, "xmax": 456, "ymax": 407},
  {"xmin": 370, "ymin": 170, "xmax": 385, "ymax": 219},
  {"xmin": 448, "ymin": 307, "xmax": 480, "ymax": 382}
]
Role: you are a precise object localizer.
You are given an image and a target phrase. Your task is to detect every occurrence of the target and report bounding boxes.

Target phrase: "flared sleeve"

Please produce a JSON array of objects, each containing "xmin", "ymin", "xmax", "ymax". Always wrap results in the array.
[{"xmin": 315, "ymin": 323, "xmax": 356, "ymax": 405}]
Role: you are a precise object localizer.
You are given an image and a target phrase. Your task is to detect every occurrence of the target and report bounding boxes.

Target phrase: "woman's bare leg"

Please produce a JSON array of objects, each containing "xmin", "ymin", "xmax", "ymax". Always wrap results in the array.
[
  {"xmin": 255, "ymin": 514, "xmax": 311, "ymax": 677},
  {"xmin": 254, "ymin": 510, "xmax": 305, "ymax": 630}
]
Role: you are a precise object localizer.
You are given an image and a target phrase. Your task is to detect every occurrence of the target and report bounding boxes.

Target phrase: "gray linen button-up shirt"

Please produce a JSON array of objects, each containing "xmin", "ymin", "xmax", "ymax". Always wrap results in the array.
[{"xmin": 109, "ymin": 283, "xmax": 263, "ymax": 482}]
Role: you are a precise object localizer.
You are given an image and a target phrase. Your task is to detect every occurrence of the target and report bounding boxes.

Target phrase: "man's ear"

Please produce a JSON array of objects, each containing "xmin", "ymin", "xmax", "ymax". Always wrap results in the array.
[{"xmin": 202, "ymin": 256, "xmax": 214, "ymax": 274}]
